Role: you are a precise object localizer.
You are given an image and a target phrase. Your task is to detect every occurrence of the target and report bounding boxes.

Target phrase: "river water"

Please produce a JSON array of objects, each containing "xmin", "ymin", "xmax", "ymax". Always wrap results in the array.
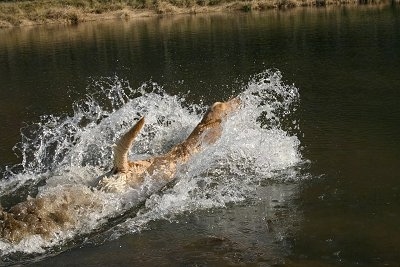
[{"xmin": 0, "ymin": 4, "xmax": 399, "ymax": 266}]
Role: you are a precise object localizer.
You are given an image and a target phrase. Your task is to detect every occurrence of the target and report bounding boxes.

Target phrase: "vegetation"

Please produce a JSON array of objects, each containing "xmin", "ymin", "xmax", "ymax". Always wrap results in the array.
[{"xmin": 0, "ymin": 0, "xmax": 396, "ymax": 27}]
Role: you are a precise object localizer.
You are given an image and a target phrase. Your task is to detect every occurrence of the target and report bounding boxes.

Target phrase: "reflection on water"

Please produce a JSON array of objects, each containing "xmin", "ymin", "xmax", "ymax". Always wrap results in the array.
[
  {"xmin": 1, "ymin": 6, "xmax": 399, "ymax": 165},
  {"xmin": 1, "ymin": 4, "xmax": 400, "ymax": 266},
  {"xmin": 33, "ymin": 184, "xmax": 301, "ymax": 266}
]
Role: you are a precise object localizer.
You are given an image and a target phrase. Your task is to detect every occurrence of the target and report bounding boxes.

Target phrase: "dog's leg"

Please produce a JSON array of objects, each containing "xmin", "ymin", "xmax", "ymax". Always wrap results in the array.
[{"xmin": 113, "ymin": 117, "xmax": 145, "ymax": 173}]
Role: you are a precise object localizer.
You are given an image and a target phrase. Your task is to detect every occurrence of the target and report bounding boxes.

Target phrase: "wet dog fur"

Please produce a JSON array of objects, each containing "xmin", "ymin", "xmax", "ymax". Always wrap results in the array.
[{"xmin": 0, "ymin": 98, "xmax": 240, "ymax": 243}]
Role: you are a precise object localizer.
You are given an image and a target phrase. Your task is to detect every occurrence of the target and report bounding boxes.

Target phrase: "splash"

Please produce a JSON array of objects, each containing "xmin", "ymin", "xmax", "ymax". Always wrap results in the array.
[{"xmin": 0, "ymin": 70, "xmax": 303, "ymax": 263}]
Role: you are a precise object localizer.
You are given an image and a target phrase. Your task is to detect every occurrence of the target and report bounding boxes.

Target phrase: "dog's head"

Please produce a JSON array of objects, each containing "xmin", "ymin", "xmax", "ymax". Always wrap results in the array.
[{"xmin": 201, "ymin": 98, "xmax": 240, "ymax": 126}]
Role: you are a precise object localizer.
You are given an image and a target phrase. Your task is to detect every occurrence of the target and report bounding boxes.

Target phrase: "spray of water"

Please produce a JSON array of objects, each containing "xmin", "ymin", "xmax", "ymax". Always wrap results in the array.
[{"xmin": 0, "ymin": 70, "xmax": 304, "ymax": 262}]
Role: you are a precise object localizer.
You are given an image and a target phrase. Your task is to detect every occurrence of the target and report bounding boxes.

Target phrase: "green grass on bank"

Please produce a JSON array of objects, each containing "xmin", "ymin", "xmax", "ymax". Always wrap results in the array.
[{"xmin": 0, "ymin": 0, "xmax": 397, "ymax": 27}]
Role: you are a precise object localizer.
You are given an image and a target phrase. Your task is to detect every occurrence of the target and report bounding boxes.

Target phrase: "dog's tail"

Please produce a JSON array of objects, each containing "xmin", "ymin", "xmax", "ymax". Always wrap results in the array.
[{"xmin": 113, "ymin": 117, "xmax": 145, "ymax": 173}]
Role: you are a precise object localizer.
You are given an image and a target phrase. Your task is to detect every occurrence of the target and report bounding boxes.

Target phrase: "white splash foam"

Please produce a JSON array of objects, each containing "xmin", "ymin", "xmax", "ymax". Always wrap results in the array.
[{"xmin": 0, "ymin": 70, "xmax": 303, "ymax": 262}]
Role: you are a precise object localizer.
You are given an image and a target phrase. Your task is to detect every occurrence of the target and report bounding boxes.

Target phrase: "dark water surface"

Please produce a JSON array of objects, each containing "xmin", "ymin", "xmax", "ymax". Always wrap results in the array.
[{"xmin": 1, "ymin": 4, "xmax": 400, "ymax": 266}]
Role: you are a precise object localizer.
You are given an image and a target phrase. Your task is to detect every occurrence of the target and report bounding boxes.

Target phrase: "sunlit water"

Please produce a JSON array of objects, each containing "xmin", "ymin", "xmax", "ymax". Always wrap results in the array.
[
  {"xmin": 0, "ymin": 70, "xmax": 305, "ymax": 264},
  {"xmin": 1, "ymin": 4, "xmax": 400, "ymax": 267}
]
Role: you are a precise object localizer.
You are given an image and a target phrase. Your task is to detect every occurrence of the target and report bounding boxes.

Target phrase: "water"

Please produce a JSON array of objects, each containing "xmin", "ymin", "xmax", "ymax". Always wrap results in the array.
[
  {"xmin": 0, "ymin": 5, "xmax": 399, "ymax": 266},
  {"xmin": 0, "ymin": 71, "xmax": 303, "ymax": 264}
]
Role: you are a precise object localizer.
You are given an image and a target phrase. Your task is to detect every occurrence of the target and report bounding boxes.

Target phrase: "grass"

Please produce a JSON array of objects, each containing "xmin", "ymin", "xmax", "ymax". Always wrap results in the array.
[
  {"xmin": 0, "ymin": 0, "xmax": 396, "ymax": 27},
  {"xmin": 0, "ymin": 0, "xmax": 149, "ymax": 27}
]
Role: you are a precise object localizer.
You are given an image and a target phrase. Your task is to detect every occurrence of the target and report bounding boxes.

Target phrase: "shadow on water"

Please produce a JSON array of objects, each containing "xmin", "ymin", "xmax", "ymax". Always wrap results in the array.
[{"xmin": 0, "ymin": 4, "xmax": 400, "ymax": 266}]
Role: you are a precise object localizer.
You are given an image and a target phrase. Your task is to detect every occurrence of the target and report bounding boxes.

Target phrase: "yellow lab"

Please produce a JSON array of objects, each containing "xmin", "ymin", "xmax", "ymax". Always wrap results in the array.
[
  {"xmin": 98, "ymin": 97, "xmax": 240, "ymax": 192},
  {"xmin": 0, "ymin": 97, "xmax": 240, "ymax": 243}
]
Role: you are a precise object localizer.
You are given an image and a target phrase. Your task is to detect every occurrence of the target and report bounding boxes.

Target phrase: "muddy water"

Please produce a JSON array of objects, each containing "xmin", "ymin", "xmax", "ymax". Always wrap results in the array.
[{"xmin": 0, "ymin": 5, "xmax": 399, "ymax": 266}]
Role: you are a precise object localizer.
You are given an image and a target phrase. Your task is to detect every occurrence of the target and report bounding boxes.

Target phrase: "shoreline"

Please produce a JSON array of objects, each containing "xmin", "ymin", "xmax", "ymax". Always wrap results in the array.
[{"xmin": 0, "ymin": 0, "xmax": 397, "ymax": 28}]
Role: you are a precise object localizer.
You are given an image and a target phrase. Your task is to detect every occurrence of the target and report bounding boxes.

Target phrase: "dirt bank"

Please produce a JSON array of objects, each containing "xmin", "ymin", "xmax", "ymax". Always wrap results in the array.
[{"xmin": 0, "ymin": 0, "xmax": 395, "ymax": 28}]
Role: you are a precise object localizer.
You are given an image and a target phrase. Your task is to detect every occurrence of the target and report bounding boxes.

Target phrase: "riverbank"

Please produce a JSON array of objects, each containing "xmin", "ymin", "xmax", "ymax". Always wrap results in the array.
[{"xmin": 0, "ymin": 0, "xmax": 397, "ymax": 28}]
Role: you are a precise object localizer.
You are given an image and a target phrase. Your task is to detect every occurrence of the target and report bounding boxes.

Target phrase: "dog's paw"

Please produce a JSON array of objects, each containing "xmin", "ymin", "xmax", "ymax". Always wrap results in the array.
[{"xmin": 97, "ymin": 175, "xmax": 129, "ymax": 193}]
